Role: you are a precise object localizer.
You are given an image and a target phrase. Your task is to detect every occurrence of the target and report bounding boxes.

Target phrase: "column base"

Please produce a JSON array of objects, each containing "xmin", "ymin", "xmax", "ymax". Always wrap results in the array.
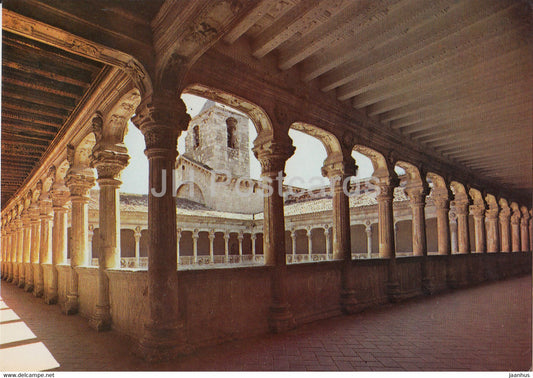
[
  {"xmin": 33, "ymin": 284, "xmax": 44, "ymax": 298},
  {"xmin": 340, "ymin": 289, "xmax": 359, "ymax": 314},
  {"xmin": 268, "ymin": 303, "xmax": 295, "ymax": 333},
  {"xmin": 24, "ymin": 283, "xmax": 34, "ymax": 292},
  {"xmin": 62, "ymin": 294, "xmax": 79, "ymax": 315},
  {"xmin": 421, "ymin": 278, "xmax": 435, "ymax": 295},
  {"xmin": 386, "ymin": 281, "xmax": 401, "ymax": 303},
  {"xmin": 89, "ymin": 306, "xmax": 112, "ymax": 332},
  {"xmin": 135, "ymin": 323, "xmax": 192, "ymax": 362},
  {"xmin": 44, "ymin": 292, "xmax": 58, "ymax": 305}
]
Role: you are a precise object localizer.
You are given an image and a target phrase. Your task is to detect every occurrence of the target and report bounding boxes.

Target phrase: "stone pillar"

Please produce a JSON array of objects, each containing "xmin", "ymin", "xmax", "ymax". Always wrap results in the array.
[
  {"xmin": 434, "ymin": 196, "xmax": 451, "ymax": 256},
  {"xmin": 485, "ymin": 204, "xmax": 500, "ymax": 253},
  {"xmin": 1, "ymin": 225, "xmax": 6, "ymax": 280},
  {"xmin": 376, "ymin": 183, "xmax": 397, "ymax": 259},
  {"xmin": 290, "ymin": 230, "xmax": 297, "ymax": 259},
  {"xmin": 405, "ymin": 186, "xmax": 428, "ymax": 257},
  {"xmin": 88, "ymin": 225, "xmax": 94, "ymax": 265},
  {"xmin": 208, "ymin": 230, "xmax": 215, "ymax": 264},
  {"xmin": 306, "ymin": 227, "xmax": 312, "ymax": 258},
  {"xmin": 454, "ymin": 200, "xmax": 471, "ymax": 254},
  {"xmin": 322, "ymin": 155, "xmax": 358, "ymax": 311},
  {"xmin": 499, "ymin": 203, "xmax": 511, "ymax": 253},
  {"xmin": 132, "ymin": 94, "xmax": 191, "ymax": 359},
  {"xmin": 224, "ymin": 232, "xmax": 230, "ymax": 263},
  {"xmin": 253, "ymin": 138, "xmax": 295, "ymax": 332},
  {"xmin": 36, "ymin": 195, "xmax": 53, "ymax": 298},
  {"xmin": 7, "ymin": 223, "xmax": 15, "ymax": 282},
  {"xmin": 14, "ymin": 214, "xmax": 24, "ymax": 287},
  {"xmin": 471, "ymin": 204, "xmax": 486, "ymax": 253},
  {"xmin": 520, "ymin": 208, "xmax": 530, "ymax": 252},
  {"xmin": 89, "ymin": 126, "xmax": 129, "ymax": 331},
  {"xmin": 449, "ymin": 213, "xmax": 458, "ymax": 254},
  {"xmin": 324, "ymin": 227, "xmax": 331, "ymax": 260},
  {"xmin": 64, "ymin": 170, "xmax": 94, "ymax": 314},
  {"xmin": 134, "ymin": 227, "xmax": 142, "ymax": 267},
  {"xmin": 48, "ymin": 186, "xmax": 69, "ymax": 304},
  {"xmin": 192, "ymin": 230, "xmax": 199, "ymax": 264},
  {"xmin": 511, "ymin": 207, "xmax": 521, "ymax": 252},
  {"xmin": 238, "ymin": 232, "xmax": 244, "ymax": 259},
  {"xmin": 176, "ymin": 229, "xmax": 181, "ymax": 264},
  {"xmin": 365, "ymin": 223, "xmax": 372, "ymax": 258},
  {"xmin": 26, "ymin": 206, "xmax": 41, "ymax": 292},
  {"xmin": 251, "ymin": 233, "xmax": 257, "ymax": 258}
]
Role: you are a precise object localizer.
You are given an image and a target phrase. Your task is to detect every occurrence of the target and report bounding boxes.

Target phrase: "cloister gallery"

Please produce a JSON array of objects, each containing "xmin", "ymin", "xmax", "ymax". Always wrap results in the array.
[{"xmin": 1, "ymin": 0, "xmax": 532, "ymax": 362}]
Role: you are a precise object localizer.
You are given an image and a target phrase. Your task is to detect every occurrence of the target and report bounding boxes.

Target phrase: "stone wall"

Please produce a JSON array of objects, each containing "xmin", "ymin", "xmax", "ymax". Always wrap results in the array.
[{"xmin": 44, "ymin": 252, "xmax": 531, "ymax": 350}]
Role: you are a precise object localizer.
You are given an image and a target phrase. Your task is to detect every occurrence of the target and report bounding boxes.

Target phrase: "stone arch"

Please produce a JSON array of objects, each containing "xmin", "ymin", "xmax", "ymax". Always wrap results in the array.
[
  {"xmin": 353, "ymin": 145, "xmax": 394, "ymax": 180},
  {"xmin": 450, "ymin": 181, "xmax": 469, "ymax": 199},
  {"xmin": 183, "ymin": 83, "xmax": 273, "ymax": 135},
  {"xmin": 396, "ymin": 161, "xmax": 425, "ymax": 187},
  {"xmin": 290, "ymin": 122, "xmax": 342, "ymax": 158},
  {"xmin": 175, "ymin": 183, "xmax": 205, "ymax": 205},
  {"xmin": 94, "ymin": 87, "xmax": 142, "ymax": 147}
]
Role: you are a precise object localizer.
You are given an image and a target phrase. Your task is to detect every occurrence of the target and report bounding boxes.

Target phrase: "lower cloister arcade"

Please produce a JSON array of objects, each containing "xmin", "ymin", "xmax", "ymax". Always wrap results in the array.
[{"xmin": 1, "ymin": 0, "xmax": 532, "ymax": 365}]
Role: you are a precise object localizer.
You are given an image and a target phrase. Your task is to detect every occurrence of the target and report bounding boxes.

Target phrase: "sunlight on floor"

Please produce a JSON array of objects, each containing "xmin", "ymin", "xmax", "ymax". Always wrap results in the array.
[{"xmin": 0, "ymin": 297, "xmax": 60, "ymax": 371}]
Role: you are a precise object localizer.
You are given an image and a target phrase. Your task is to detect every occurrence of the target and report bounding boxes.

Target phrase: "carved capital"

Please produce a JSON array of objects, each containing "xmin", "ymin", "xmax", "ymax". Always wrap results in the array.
[
  {"xmin": 131, "ymin": 93, "xmax": 190, "ymax": 151},
  {"xmin": 499, "ymin": 206, "xmax": 511, "ymax": 220},
  {"xmin": 252, "ymin": 139, "xmax": 295, "ymax": 177},
  {"xmin": 51, "ymin": 186, "xmax": 70, "ymax": 209},
  {"xmin": 91, "ymin": 148, "xmax": 129, "ymax": 182},
  {"xmin": 405, "ymin": 184, "xmax": 428, "ymax": 206},
  {"xmin": 470, "ymin": 204, "xmax": 486, "ymax": 218},
  {"xmin": 66, "ymin": 173, "xmax": 95, "ymax": 198},
  {"xmin": 321, "ymin": 157, "xmax": 356, "ymax": 179},
  {"xmin": 453, "ymin": 199, "xmax": 471, "ymax": 216}
]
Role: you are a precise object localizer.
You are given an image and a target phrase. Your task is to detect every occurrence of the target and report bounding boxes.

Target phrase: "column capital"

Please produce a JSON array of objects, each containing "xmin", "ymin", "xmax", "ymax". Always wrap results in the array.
[
  {"xmin": 91, "ymin": 149, "xmax": 129, "ymax": 183},
  {"xmin": 324, "ymin": 226, "xmax": 331, "ymax": 236},
  {"xmin": 321, "ymin": 154, "xmax": 356, "ymax": 179},
  {"xmin": 131, "ymin": 93, "xmax": 190, "ymax": 153},
  {"xmin": 208, "ymin": 230, "xmax": 216, "ymax": 240},
  {"xmin": 252, "ymin": 139, "xmax": 295, "ymax": 176},
  {"xmin": 66, "ymin": 172, "xmax": 95, "ymax": 199},
  {"xmin": 470, "ymin": 204, "xmax": 486, "ymax": 218},
  {"xmin": 250, "ymin": 233, "xmax": 257, "ymax": 241},
  {"xmin": 404, "ymin": 184, "xmax": 429, "ymax": 206},
  {"xmin": 499, "ymin": 206, "xmax": 511, "ymax": 220},
  {"xmin": 237, "ymin": 232, "xmax": 244, "ymax": 241},
  {"xmin": 192, "ymin": 229, "xmax": 199, "ymax": 239}
]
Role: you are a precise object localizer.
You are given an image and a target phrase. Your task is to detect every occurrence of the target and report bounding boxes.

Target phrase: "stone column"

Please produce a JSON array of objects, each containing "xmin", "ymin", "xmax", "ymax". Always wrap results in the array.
[
  {"xmin": 252, "ymin": 138, "xmax": 295, "ymax": 332},
  {"xmin": 14, "ymin": 213, "xmax": 24, "ymax": 287},
  {"xmin": 208, "ymin": 230, "xmax": 215, "ymax": 264},
  {"xmin": 26, "ymin": 206, "xmax": 41, "ymax": 292},
  {"xmin": 454, "ymin": 200, "xmax": 471, "ymax": 254},
  {"xmin": 64, "ymin": 170, "xmax": 94, "ymax": 314},
  {"xmin": 8, "ymin": 222, "xmax": 16, "ymax": 282},
  {"xmin": 485, "ymin": 205, "xmax": 500, "ymax": 253},
  {"xmin": 449, "ymin": 213, "xmax": 458, "ymax": 254},
  {"xmin": 1, "ymin": 225, "xmax": 6, "ymax": 280},
  {"xmin": 89, "ymin": 128, "xmax": 129, "ymax": 331},
  {"xmin": 132, "ymin": 94, "xmax": 191, "ymax": 359},
  {"xmin": 520, "ymin": 207, "xmax": 530, "ymax": 252},
  {"xmin": 322, "ymin": 155, "xmax": 358, "ymax": 311},
  {"xmin": 36, "ymin": 195, "xmax": 54, "ymax": 298},
  {"xmin": 134, "ymin": 227, "xmax": 142, "ymax": 267},
  {"xmin": 433, "ymin": 196, "xmax": 451, "ymax": 256},
  {"xmin": 324, "ymin": 227, "xmax": 331, "ymax": 260},
  {"xmin": 251, "ymin": 233, "xmax": 257, "ymax": 258},
  {"xmin": 306, "ymin": 227, "xmax": 312, "ymax": 259},
  {"xmin": 290, "ymin": 230, "xmax": 297, "ymax": 259},
  {"xmin": 192, "ymin": 230, "xmax": 199, "ymax": 264},
  {"xmin": 6, "ymin": 223, "xmax": 14, "ymax": 282},
  {"xmin": 471, "ymin": 204, "xmax": 486, "ymax": 253},
  {"xmin": 511, "ymin": 207, "xmax": 521, "ymax": 252},
  {"xmin": 376, "ymin": 183, "xmax": 397, "ymax": 259},
  {"xmin": 88, "ymin": 225, "xmax": 94, "ymax": 265},
  {"xmin": 405, "ymin": 186, "xmax": 428, "ymax": 257},
  {"xmin": 238, "ymin": 232, "xmax": 244, "ymax": 259},
  {"xmin": 499, "ymin": 203, "xmax": 511, "ymax": 253},
  {"xmin": 19, "ymin": 211, "xmax": 32, "ymax": 288},
  {"xmin": 224, "ymin": 232, "xmax": 230, "ymax": 263},
  {"xmin": 48, "ymin": 186, "xmax": 69, "ymax": 304},
  {"xmin": 176, "ymin": 229, "xmax": 181, "ymax": 265},
  {"xmin": 365, "ymin": 223, "xmax": 372, "ymax": 258}
]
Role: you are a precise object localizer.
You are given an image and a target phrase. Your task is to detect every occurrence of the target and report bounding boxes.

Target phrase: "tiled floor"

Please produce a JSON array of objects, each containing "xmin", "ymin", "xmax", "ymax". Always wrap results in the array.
[{"xmin": 1, "ymin": 275, "xmax": 531, "ymax": 371}]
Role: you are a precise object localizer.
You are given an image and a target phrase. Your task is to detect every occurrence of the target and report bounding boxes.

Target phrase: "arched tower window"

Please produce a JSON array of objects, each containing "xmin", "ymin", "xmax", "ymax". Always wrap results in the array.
[
  {"xmin": 226, "ymin": 117, "xmax": 237, "ymax": 149},
  {"xmin": 193, "ymin": 125, "xmax": 200, "ymax": 149}
]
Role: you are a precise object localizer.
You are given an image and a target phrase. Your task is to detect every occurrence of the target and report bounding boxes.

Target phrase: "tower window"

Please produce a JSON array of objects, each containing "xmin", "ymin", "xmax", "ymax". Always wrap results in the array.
[
  {"xmin": 226, "ymin": 117, "xmax": 237, "ymax": 149},
  {"xmin": 193, "ymin": 125, "xmax": 200, "ymax": 149}
]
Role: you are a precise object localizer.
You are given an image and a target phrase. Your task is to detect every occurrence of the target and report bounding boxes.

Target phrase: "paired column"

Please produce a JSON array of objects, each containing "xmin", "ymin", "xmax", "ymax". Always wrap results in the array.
[
  {"xmin": 520, "ymin": 207, "xmax": 530, "ymax": 252},
  {"xmin": 485, "ymin": 200, "xmax": 500, "ymax": 253},
  {"xmin": 322, "ymin": 155, "xmax": 358, "ymax": 312},
  {"xmin": 511, "ymin": 205, "xmax": 521, "ymax": 252},
  {"xmin": 26, "ymin": 206, "xmax": 41, "ymax": 292},
  {"xmin": 90, "ymin": 120, "xmax": 129, "ymax": 330},
  {"xmin": 64, "ymin": 166, "xmax": 94, "ymax": 314},
  {"xmin": 499, "ymin": 202, "xmax": 511, "ymax": 252},
  {"xmin": 253, "ymin": 137, "xmax": 295, "ymax": 331},
  {"xmin": 471, "ymin": 204, "xmax": 486, "ymax": 253},
  {"xmin": 132, "ymin": 93, "xmax": 191, "ymax": 359},
  {"xmin": 48, "ymin": 186, "xmax": 69, "ymax": 304},
  {"xmin": 454, "ymin": 199, "xmax": 471, "ymax": 254},
  {"xmin": 36, "ymin": 195, "xmax": 54, "ymax": 297}
]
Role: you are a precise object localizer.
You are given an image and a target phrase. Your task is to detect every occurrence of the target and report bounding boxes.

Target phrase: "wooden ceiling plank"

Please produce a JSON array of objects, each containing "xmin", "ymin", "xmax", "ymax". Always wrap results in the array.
[
  {"xmin": 3, "ymin": 83, "xmax": 77, "ymax": 110},
  {"xmin": 3, "ymin": 75, "xmax": 83, "ymax": 100},
  {"xmin": 3, "ymin": 60, "xmax": 91, "ymax": 88},
  {"xmin": 223, "ymin": 0, "xmax": 274, "ymax": 44}
]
